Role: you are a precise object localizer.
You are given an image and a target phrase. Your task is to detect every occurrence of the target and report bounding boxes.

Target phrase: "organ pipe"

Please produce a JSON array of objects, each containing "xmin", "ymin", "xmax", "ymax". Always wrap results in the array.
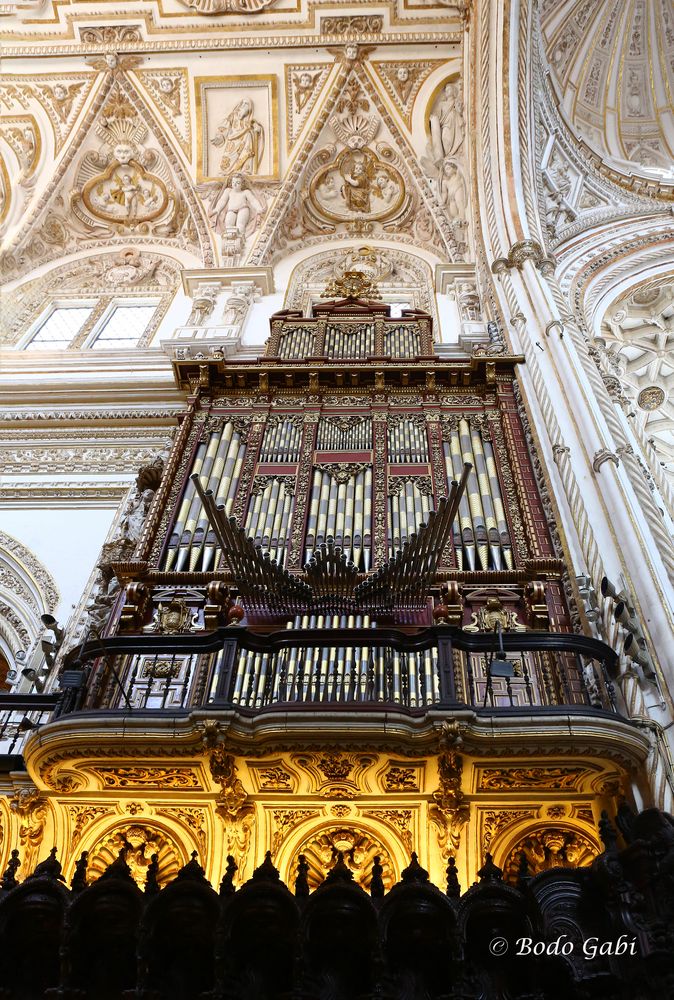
[
  {"xmin": 387, "ymin": 481, "xmax": 433, "ymax": 556},
  {"xmin": 164, "ymin": 422, "xmax": 246, "ymax": 572},
  {"xmin": 304, "ymin": 467, "xmax": 371, "ymax": 571},
  {"xmin": 384, "ymin": 325, "xmax": 421, "ymax": 359},
  {"xmin": 387, "ymin": 418, "xmax": 429, "ymax": 463},
  {"xmin": 443, "ymin": 420, "xmax": 513, "ymax": 570},
  {"xmin": 316, "ymin": 416, "xmax": 372, "ymax": 451},
  {"xmin": 259, "ymin": 417, "xmax": 302, "ymax": 463},
  {"xmin": 244, "ymin": 478, "xmax": 295, "ymax": 567},
  {"xmin": 277, "ymin": 326, "xmax": 316, "ymax": 359},
  {"xmin": 324, "ymin": 324, "xmax": 375, "ymax": 359},
  {"xmin": 232, "ymin": 616, "xmax": 439, "ymax": 707}
]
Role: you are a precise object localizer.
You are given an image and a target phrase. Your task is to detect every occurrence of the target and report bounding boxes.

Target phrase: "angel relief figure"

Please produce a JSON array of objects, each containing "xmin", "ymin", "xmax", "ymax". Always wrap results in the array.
[
  {"xmin": 208, "ymin": 172, "xmax": 264, "ymax": 235},
  {"xmin": 211, "ymin": 99, "xmax": 265, "ymax": 177}
]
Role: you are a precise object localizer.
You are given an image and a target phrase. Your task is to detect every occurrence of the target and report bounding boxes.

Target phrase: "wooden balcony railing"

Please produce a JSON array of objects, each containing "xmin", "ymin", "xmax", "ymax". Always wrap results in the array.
[{"xmin": 53, "ymin": 626, "xmax": 618, "ymax": 718}]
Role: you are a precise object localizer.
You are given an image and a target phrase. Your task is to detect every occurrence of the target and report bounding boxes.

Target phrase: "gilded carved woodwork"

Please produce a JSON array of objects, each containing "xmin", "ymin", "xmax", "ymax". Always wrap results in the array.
[
  {"xmin": 86, "ymin": 823, "xmax": 183, "ymax": 888},
  {"xmin": 291, "ymin": 826, "xmax": 394, "ymax": 892},
  {"xmin": 478, "ymin": 766, "xmax": 586, "ymax": 792},
  {"xmin": 91, "ymin": 766, "xmax": 203, "ymax": 790},
  {"xmin": 428, "ymin": 751, "xmax": 469, "ymax": 856},
  {"xmin": 502, "ymin": 827, "xmax": 599, "ymax": 881}
]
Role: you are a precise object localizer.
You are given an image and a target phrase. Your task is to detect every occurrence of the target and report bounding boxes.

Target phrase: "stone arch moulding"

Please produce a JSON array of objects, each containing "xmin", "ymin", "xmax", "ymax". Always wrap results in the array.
[
  {"xmin": 0, "ymin": 531, "xmax": 59, "ymax": 678},
  {"xmin": 280, "ymin": 242, "xmax": 439, "ymax": 326},
  {"xmin": 2, "ymin": 245, "xmax": 191, "ymax": 347},
  {"xmin": 273, "ymin": 814, "xmax": 407, "ymax": 892}
]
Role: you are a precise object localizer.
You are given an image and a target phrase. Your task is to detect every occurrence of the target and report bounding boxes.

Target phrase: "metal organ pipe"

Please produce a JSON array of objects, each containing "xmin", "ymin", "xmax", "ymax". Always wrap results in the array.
[
  {"xmin": 316, "ymin": 417, "xmax": 372, "ymax": 451},
  {"xmin": 325, "ymin": 324, "xmax": 375, "ymax": 359},
  {"xmin": 259, "ymin": 418, "xmax": 302, "ymax": 463},
  {"xmin": 232, "ymin": 616, "xmax": 439, "ymax": 708},
  {"xmin": 164, "ymin": 422, "xmax": 246, "ymax": 572},
  {"xmin": 277, "ymin": 326, "xmax": 316, "ymax": 359},
  {"xmin": 387, "ymin": 418, "xmax": 429, "ymax": 463},
  {"xmin": 384, "ymin": 324, "xmax": 421, "ymax": 359},
  {"xmin": 387, "ymin": 481, "xmax": 434, "ymax": 556},
  {"xmin": 443, "ymin": 420, "xmax": 513, "ymax": 570},
  {"xmin": 245, "ymin": 478, "xmax": 295, "ymax": 567},
  {"xmin": 304, "ymin": 468, "xmax": 371, "ymax": 571}
]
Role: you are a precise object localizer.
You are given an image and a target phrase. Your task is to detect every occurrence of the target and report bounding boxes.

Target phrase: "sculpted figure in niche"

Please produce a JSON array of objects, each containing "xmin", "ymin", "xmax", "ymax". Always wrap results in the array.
[
  {"xmin": 429, "ymin": 81, "xmax": 464, "ymax": 162},
  {"xmin": 340, "ymin": 150, "xmax": 374, "ymax": 213},
  {"xmin": 437, "ymin": 157, "xmax": 466, "ymax": 219},
  {"xmin": 211, "ymin": 98, "xmax": 264, "ymax": 176},
  {"xmin": 210, "ymin": 172, "xmax": 263, "ymax": 234}
]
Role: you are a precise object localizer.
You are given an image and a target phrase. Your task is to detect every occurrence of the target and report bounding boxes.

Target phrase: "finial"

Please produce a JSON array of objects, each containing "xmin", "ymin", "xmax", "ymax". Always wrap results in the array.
[
  {"xmin": 370, "ymin": 855, "xmax": 384, "ymax": 899},
  {"xmin": 145, "ymin": 854, "xmax": 160, "ymax": 895},
  {"xmin": 176, "ymin": 852, "xmax": 208, "ymax": 883},
  {"xmin": 295, "ymin": 854, "xmax": 310, "ymax": 898},
  {"xmin": 401, "ymin": 852, "xmax": 429, "ymax": 884},
  {"xmin": 445, "ymin": 856, "xmax": 460, "ymax": 898},
  {"xmin": 251, "ymin": 851, "xmax": 280, "ymax": 883},
  {"xmin": 99, "ymin": 847, "xmax": 134, "ymax": 883},
  {"xmin": 30, "ymin": 846, "xmax": 65, "ymax": 882},
  {"xmin": 220, "ymin": 855, "xmax": 238, "ymax": 896},
  {"xmin": 323, "ymin": 850, "xmax": 354, "ymax": 885},
  {"xmin": 516, "ymin": 851, "xmax": 530, "ymax": 890},
  {"xmin": 71, "ymin": 851, "xmax": 89, "ymax": 893},
  {"xmin": 1, "ymin": 850, "xmax": 21, "ymax": 891},
  {"xmin": 478, "ymin": 852, "xmax": 503, "ymax": 882},
  {"xmin": 599, "ymin": 810, "xmax": 618, "ymax": 853}
]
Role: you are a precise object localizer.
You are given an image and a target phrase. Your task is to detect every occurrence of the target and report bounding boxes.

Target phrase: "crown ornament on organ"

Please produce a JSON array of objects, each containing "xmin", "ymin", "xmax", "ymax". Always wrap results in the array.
[{"xmin": 321, "ymin": 270, "xmax": 382, "ymax": 301}]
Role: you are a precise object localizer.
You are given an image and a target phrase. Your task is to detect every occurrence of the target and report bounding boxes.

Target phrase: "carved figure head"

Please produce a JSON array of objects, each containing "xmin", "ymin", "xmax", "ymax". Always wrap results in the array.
[{"xmin": 113, "ymin": 142, "xmax": 135, "ymax": 165}]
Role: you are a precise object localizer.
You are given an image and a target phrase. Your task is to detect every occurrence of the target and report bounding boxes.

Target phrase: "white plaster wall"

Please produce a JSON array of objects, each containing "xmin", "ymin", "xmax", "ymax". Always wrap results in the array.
[{"xmin": 0, "ymin": 507, "xmax": 116, "ymax": 623}]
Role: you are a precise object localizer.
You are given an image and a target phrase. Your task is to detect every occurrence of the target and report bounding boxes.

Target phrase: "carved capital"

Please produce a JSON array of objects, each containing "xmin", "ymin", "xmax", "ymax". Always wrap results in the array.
[
  {"xmin": 491, "ymin": 240, "xmax": 556, "ymax": 275},
  {"xmin": 592, "ymin": 449, "xmax": 620, "ymax": 473}
]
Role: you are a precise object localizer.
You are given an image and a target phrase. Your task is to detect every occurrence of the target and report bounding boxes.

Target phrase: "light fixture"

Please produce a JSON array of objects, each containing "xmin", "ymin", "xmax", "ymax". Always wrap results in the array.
[
  {"xmin": 41, "ymin": 613, "xmax": 64, "ymax": 644},
  {"xmin": 483, "ymin": 622, "xmax": 516, "ymax": 706},
  {"xmin": 17, "ymin": 716, "xmax": 38, "ymax": 732},
  {"xmin": 489, "ymin": 652, "xmax": 516, "ymax": 679},
  {"xmin": 21, "ymin": 668, "xmax": 45, "ymax": 693}
]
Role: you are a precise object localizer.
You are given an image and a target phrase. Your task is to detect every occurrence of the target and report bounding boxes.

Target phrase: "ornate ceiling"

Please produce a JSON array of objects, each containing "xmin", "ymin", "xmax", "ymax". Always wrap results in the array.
[
  {"xmin": 541, "ymin": 0, "xmax": 674, "ymax": 183},
  {"xmin": 0, "ymin": 2, "xmax": 468, "ymax": 290},
  {"xmin": 599, "ymin": 278, "xmax": 674, "ymax": 485}
]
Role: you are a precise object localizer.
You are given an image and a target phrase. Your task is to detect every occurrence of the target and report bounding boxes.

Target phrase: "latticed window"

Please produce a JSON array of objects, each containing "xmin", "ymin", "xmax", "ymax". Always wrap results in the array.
[
  {"xmin": 24, "ymin": 305, "xmax": 94, "ymax": 349},
  {"xmin": 88, "ymin": 304, "xmax": 156, "ymax": 350}
]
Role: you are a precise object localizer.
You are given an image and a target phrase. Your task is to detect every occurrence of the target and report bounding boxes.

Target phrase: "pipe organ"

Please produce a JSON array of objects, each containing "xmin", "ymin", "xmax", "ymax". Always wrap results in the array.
[
  {"xmin": 35, "ymin": 278, "xmax": 630, "ymax": 941},
  {"xmin": 119, "ymin": 287, "xmax": 571, "ymax": 697}
]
